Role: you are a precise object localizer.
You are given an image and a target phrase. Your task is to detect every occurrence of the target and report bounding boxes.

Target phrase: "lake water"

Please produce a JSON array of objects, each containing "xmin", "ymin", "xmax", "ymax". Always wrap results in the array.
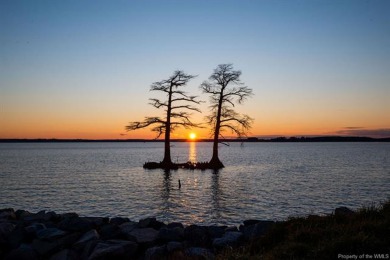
[{"xmin": 0, "ymin": 142, "xmax": 389, "ymax": 225}]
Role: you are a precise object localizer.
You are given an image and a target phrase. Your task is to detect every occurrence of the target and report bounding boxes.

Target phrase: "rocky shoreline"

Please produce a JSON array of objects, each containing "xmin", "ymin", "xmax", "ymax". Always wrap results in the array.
[{"xmin": 0, "ymin": 207, "xmax": 354, "ymax": 259}]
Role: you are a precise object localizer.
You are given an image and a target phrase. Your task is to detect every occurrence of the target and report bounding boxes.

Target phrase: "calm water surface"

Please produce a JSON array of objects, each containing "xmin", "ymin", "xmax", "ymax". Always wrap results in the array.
[{"xmin": 0, "ymin": 142, "xmax": 389, "ymax": 225}]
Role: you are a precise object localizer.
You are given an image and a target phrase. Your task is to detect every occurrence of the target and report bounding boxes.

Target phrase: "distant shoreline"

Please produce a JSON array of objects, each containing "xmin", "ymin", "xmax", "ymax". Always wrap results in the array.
[{"xmin": 0, "ymin": 136, "xmax": 389, "ymax": 143}]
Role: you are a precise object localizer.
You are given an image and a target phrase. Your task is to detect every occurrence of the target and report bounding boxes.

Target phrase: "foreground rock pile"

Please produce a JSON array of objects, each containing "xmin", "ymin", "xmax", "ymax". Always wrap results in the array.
[{"xmin": 0, "ymin": 208, "xmax": 275, "ymax": 259}]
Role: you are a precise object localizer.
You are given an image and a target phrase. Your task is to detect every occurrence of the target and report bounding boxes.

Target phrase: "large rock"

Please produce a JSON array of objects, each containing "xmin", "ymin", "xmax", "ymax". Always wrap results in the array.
[
  {"xmin": 110, "ymin": 217, "xmax": 129, "ymax": 226},
  {"xmin": 0, "ymin": 222, "xmax": 15, "ymax": 242},
  {"xmin": 335, "ymin": 207, "xmax": 354, "ymax": 217},
  {"xmin": 4, "ymin": 245, "xmax": 38, "ymax": 260},
  {"xmin": 207, "ymin": 226, "xmax": 226, "ymax": 239},
  {"xmin": 81, "ymin": 217, "xmax": 108, "ymax": 228},
  {"xmin": 32, "ymin": 232, "xmax": 80, "ymax": 256},
  {"xmin": 36, "ymin": 228, "xmax": 67, "ymax": 241},
  {"xmin": 185, "ymin": 247, "xmax": 214, "ymax": 260},
  {"xmin": 0, "ymin": 209, "xmax": 16, "ymax": 221},
  {"xmin": 166, "ymin": 241, "xmax": 183, "ymax": 253},
  {"xmin": 128, "ymin": 228, "xmax": 158, "ymax": 245},
  {"xmin": 87, "ymin": 240, "xmax": 138, "ymax": 260},
  {"xmin": 58, "ymin": 217, "xmax": 94, "ymax": 233},
  {"xmin": 73, "ymin": 229, "xmax": 99, "ymax": 250},
  {"xmin": 118, "ymin": 222, "xmax": 137, "ymax": 239},
  {"xmin": 145, "ymin": 245, "xmax": 166, "ymax": 260},
  {"xmin": 49, "ymin": 249, "xmax": 79, "ymax": 260},
  {"xmin": 137, "ymin": 217, "xmax": 165, "ymax": 230},
  {"xmin": 157, "ymin": 227, "xmax": 184, "ymax": 242},
  {"xmin": 98, "ymin": 224, "xmax": 122, "ymax": 240},
  {"xmin": 240, "ymin": 220, "xmax": 274, "ymax": 241},
  {"xmin": 184, "ymin": 225, "xmax": 211, "ymax": 247},
  {"xmin": 212, "ymin": 231, "xmax": 242, "ymax": 249},
  {"xmin": 166, "ymin": 222, "xmax": 184, "ymax": 229}
]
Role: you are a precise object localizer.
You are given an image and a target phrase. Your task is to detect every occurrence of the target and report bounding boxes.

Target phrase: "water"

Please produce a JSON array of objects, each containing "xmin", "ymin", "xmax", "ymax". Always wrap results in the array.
[{"xmin": 0, "ymin": 142, "xmax": 389, "ymax": 225}]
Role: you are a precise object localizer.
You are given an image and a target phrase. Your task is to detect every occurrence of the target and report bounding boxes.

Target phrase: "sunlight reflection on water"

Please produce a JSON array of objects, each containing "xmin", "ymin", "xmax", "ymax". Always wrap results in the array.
[{"xmin": 0, "ymin": 142, "xmax": 389, "ymax": 225}]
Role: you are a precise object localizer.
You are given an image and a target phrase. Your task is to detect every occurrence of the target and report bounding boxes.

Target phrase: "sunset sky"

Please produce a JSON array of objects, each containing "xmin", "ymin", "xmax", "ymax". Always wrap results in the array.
[{"xmin": 1, "ymin": 0, "xmax": 389, "ymax": 139}]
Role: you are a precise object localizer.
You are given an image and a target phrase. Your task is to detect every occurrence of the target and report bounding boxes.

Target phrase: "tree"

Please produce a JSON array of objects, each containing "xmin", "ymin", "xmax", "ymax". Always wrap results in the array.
[
  {"xmin": 201, "ymin": 64, "xmax": 253, "ymax": 169},
  {"xmin": 126, "ymin": 70, "xmax": 201, "ymax": 168}
]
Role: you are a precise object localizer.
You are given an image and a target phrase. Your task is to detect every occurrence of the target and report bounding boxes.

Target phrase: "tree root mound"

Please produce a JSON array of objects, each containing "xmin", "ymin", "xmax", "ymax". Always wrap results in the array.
[{"xmin": 143, "ymin": 161, "xmax": 224, "ymax": 170}]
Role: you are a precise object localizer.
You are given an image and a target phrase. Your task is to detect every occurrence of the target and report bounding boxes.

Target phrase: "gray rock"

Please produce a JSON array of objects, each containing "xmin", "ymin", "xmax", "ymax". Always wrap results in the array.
[
  {"xmin": 157, "ymin": 227, "xmax": 184, "ymax": 242},
  {"xmin": 129, "ymin": 228, "xmax": 158, "ymax": 244},
  {"xmin": 207, "ymin": 226, "xmax": 226, "ymax": 239},
  {"xmin": 240, "ymin": 220, "xmax": 274, "ymax": 241},
  {"xmin": 167, "ymin": 222, "xmax": 184, "ymax": 229},
  {"xmin": 335, "ymin": 206, "xmax": 354, "ymax": 216},
  {"xmin": 82, "ymin": 217, "xmax": 108, "ymax": 227},
  {"xmin": 225, "ymin": 226, "xmax": 238, "ymax": 232},
  {"xmin": 212, "ymin": 231, "xmax": 242, "ymax": 249},
  {"xmin": 87, "ymin": 239, "xmax": 138, "ymax": 260},
  {"xmin": 4, "ymin": 245, "xmax": 39, "ymax": 260},
  {"xmin": 145, "ymin": 245, "xmax": 166, "ymax": 260},
  {"xmin": 98, "ymin": 224, "xmax": 121, "ymax": 240},
  {"xmin": 119, "ymin": 221, "xmax": 137, "ymax": 239},
  {"xmin": 23, "ymin": 210, "xmax": 47, "ymax": 222},
  {"xmin": 137, "ymin": 217, "xmax": 165, "ymax": 229},
  {"xmin": 0, "ymin": 209, "xmax": 16, "ymax": 220},
  {"xmin": 243, "ymin": 219, "xmax": 262, "ymax": 226},
  {"xmin": 185, "ymin": 247, "xmax": 215, "ymax": 260},
  {"xmin": 36, "ymin": 228, "xmax": 67, "ymax": 240},
  {"xmin": 15, "ymin": 210, "xmax": 31, "ymax": 220},
  {"xmin": 25, "ymin": 223, "xmax": 46, "ymax": 235},
  {"xmin": 166, "ymin": 241, "xmax": 183, "ymax": 252},
  {"xmin": 32, "ymin": 232, "xmax": 80, "ymax": 256},
  {"xmin": 49, "ymin": 249, "xmax": 79, "ymax": 260},
  {"xmin": 184, "ymin": 225, "xmax": 211, "ymax": 247},
  {"xmin": 110, "ymin": 217, "xmax": 129, "ymax": 225},
  {"xmin": 0, "ymin": 222, "xmax": 15, "ymax": 242},
  {"xmin": 58, "ymin": 217, "xmax": 93, "ymax": 232},
  {"xmin": 73, "ymin": 229, "xmax": 99, "ymax": 250}
]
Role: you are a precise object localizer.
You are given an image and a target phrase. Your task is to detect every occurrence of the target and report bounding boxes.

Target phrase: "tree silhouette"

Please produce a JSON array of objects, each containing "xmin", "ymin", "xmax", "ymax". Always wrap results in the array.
[
  {"xmin": 126, "ymin": 70, "xmax": 201, "ymax": 168},
  {"xmin": 201, "ymin": 64, "xmax": 253, "ymax": 169}
]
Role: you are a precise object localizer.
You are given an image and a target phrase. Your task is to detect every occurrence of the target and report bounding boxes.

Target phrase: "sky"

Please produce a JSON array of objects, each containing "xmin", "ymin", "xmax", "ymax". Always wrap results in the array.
[{"xmin": 1, "ymin": 0, "xmax": 389, "ymax": 139}]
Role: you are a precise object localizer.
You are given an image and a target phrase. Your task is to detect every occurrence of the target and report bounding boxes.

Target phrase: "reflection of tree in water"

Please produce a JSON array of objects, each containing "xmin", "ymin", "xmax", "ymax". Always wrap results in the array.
[
  {"xmin": 161, "ymin": 169, "xmax": 172, "ymax": 213},
  {"xmin": 210, "ymin": 170, "xmax": 222, "ymax": 221}
]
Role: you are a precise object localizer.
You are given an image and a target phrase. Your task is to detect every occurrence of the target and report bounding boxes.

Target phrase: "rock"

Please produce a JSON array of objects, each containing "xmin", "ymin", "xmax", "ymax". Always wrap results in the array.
[
  {"xmin": 59, "ymin": 213, "xmax": 78, "ymax": 219},
  {"xmin": 23, "ymin": 210, "xmax": 47, "ymax": 222},
  {"xmin": 4, "ymin": 245, "xmax": 39, "ymax": 260},
  {"xmin": 128, "ymin": 228, "xmax": 158, "ymax": 245},
  {"xmin": 32, "ymin": 232, "xmax": 80, "ymax": 256},
  {"xmin": 185, "ymin": 247, "xmax": 214, "ymax": 259},
  {"xmin": 98, "ymin": 224, "xmax": 122, "ymax": 240},
  {"xmin": 110, "ymin": 217, "xmax": 129, "ymax": 226},
  {"xmin": 167, "ymin": 222, "xmax": 184, "ymax": 229},
  {"xmin": 119, "ymin": 222, "xmax": 137, "ymax": 239},
  {"xmin": 166, "ymin": 241, "xmax": 183, "ymax": 252},
  {"xmin": 243, "ymin": 219, "xmax": 261, "ymax": 226},
  {"xmin": 157, "ymin": 227, "xmax": 184, "ymax": 242},
  {"xmin": 240, "ymin": 220, "xmax": 274, "ymax": 241},
  {"xmin": 0, "ymin": 222, "xmax": 15, "ymax": 242},
  {"xmin": 73, "ymin": 229, "xmax": 99, "ymax": 250},
  {"xmin": 225, "ymin": 226, "xmax": 238, "ymax": 232},
  {"xmin": 6, "ymin": 226, "xmax": 26, "ymax": 249},
  {"xmin": 137, "ymin": 217, "xmax": 165, "ymax": 230},
  {"xmin": 15, "ymin": 210, "xmax": 31, "ymax": 220},
  {"xmin": 184, "ymin": 225, "xmax": 211, "ymax": 247},
  {"xmin": 25, "ymin": 223, "xmax": 46, "ymax": 236},
  {"xmin": 335, "ymin": 207, "xmax": 354, "ymax": 217},
  {"xmin": 82, "ymin": 217, "xmax": 108, "ymax": 227},
  {"xmin": 145, "ymin": 245, "xmax": 166, "ymax": 260},
  {"xmin": 0, "ymin": 209, "xmax": 16, "ymax": 220},
  {"xmin": 49, "ymin": 249, "xmax": 79, "ymax": 260},
  {"xmin": 207, "ymin": 226, "xmax": 226, "ymax": 239},
  {"xmin": 212, "ymin": 231, "xmax": 242, "ymax": 249},
  {"xmin": 87, "ymin": 240, "xmax": 138, "ymax": 260},
  {"xmin": 58, "ymin": 217, "xmax": 93, "ymax": 232},
  {"xmin": 36, "ymin": 228, "xmax": 67, "ymax": 241}
]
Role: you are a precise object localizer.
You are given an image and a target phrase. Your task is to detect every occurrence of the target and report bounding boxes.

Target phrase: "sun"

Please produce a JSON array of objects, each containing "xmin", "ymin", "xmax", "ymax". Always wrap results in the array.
[{"xmin": 189, "ymin": 132, "xmax": 197, "ymax": 140}]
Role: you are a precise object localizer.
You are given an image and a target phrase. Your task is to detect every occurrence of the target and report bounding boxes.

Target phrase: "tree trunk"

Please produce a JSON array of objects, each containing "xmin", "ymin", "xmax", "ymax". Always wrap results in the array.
[
  {"xmin": 162, "ymin": 86, "xmax": 173, "ymax": 167},
  {"xmin": 209, "ymin": 87, "xmax": 224, "ymax": 169}
]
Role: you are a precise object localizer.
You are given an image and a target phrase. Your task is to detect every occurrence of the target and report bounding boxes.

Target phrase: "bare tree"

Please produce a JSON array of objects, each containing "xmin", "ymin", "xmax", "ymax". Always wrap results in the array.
[
  {"xmin": 126, "ymin": 70, "xmax": 201, "ymax": 168},
  {"xmin": 201, "ymin": 64, "xmax": 253, "ymax": 169}
]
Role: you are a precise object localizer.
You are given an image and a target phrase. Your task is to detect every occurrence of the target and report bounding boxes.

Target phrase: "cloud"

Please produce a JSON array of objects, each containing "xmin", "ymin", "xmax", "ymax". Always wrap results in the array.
[{"xmin": 334, "ymin": 128, "xmax": 390, "ymax": 138}]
